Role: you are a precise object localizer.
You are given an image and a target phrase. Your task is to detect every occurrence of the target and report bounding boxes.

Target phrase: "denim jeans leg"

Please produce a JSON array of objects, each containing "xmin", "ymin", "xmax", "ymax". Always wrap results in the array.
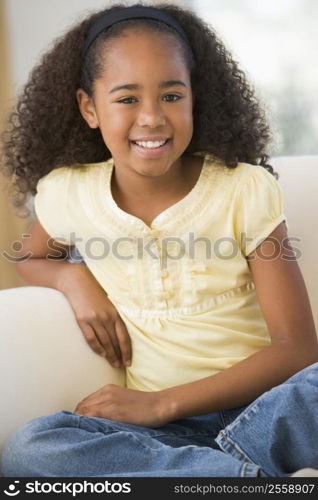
[
  {"xmin": 216, "ymin": 362, "xmax": 318, "ymax": 477},
  {"xmin": 1, "ymin": 410, "xmax": 261, "ymax": 477}
]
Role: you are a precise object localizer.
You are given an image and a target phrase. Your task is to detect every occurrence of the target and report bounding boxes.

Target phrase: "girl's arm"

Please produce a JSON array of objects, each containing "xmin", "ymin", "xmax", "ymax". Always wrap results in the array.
[
  {"xmin": 160, "ymin": 221, "xmax": 318, "ymax": 421},
  {"xmin": 15, "ymin": 216, "xmax": 94, "ymax": 294},
  {"xmin": 15, "ymin": 217, "xmax": 132, "ymax": 368}
]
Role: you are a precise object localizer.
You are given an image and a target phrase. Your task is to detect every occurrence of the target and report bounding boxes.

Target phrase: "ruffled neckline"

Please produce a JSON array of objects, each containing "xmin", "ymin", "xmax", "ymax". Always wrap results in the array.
[
  {"xmin": 79, "ymin": 153, "xmax": 231, "ymax": 239},
  {"xmin": 101, "ymin": 154, "xmax": 210, "ymax": 232}
]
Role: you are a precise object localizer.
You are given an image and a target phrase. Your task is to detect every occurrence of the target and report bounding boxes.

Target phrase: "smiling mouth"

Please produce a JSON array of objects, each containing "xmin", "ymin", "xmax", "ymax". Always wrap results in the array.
[{"xmin": 130, "ymin": 139, "xmax": 170, "ymax": 149}]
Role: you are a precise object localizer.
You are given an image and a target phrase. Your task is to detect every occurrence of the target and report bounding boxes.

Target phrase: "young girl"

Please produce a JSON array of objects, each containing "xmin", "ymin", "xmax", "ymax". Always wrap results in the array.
[{"xmin": 1, "ymin": 3, "xmax": 318, "ymax": 477}]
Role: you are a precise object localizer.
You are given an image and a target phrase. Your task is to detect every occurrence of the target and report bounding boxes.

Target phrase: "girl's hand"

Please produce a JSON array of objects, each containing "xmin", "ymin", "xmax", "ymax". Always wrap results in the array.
[
  {"xmin": 61, "ymin": 264, "xmax": 132, "ymax": 368},
  {"xmin": 74, "ymin": 384, "xmax": 169, "ymax": 428}
]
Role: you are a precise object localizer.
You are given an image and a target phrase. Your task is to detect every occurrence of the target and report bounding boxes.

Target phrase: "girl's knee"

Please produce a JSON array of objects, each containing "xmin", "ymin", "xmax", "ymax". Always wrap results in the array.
[
  {"xmin": 284, "ymin": 361, "xmax": 318, "ymax": 387},
  {"xmin": 302, "ymin": 361, "xmax": 318, "ymax": 383},
  {"xmin": 1, "ymin": 411, "xmax": 79, "ymax": 477}
]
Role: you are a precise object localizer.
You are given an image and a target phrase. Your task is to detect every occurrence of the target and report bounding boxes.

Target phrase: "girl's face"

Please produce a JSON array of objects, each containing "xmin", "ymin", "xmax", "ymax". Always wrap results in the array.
[{"xmin": 77, "ymin": 29, "xmax": 193, "ymax": 178}]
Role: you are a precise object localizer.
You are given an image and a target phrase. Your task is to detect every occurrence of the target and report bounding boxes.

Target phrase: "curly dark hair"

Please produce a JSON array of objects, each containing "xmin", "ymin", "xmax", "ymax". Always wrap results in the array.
[{"xmin": 1, "ymin": 2, "xmax": 277, "ymax": 216}]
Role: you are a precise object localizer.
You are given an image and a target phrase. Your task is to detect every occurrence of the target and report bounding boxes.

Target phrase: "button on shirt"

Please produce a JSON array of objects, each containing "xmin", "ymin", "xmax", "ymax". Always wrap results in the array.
[{"xmin": 34, "ymin": 153, "xmax": 288, "ymax": 391}]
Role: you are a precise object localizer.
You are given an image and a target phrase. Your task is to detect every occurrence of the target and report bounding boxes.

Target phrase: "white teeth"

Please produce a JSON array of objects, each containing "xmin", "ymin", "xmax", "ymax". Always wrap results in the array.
[{"xmin": 134, "ymin": 140, "xmax": 167, "ymax": 149}]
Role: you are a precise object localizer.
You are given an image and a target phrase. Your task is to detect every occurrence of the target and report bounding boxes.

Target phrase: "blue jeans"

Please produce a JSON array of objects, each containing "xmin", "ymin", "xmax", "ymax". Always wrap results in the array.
[{"xmin": 1, "ymin": 362, "xmax": 318, "ymax": 477}]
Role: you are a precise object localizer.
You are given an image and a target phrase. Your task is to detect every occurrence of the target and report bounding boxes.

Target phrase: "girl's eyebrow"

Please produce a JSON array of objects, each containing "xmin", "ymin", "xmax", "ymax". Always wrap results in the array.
[{"xmin": 109, "ymin": 80, "xmax": 187, "ymax": 94}]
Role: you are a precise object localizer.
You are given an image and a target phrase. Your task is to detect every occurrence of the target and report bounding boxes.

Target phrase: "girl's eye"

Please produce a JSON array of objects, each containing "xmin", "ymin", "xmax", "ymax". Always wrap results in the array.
[
  {"xmin": 118, "ymin": 97, "xmax": 137, "ymax": 104},
  {"xmin": 163, "ymin": 94, "xmax": 181, "ymax": 102}
]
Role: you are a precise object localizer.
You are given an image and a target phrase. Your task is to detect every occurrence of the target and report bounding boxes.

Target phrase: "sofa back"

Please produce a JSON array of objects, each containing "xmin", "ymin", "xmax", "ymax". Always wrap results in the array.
[{"xmin": 271, "ymin": 155, "xmax": 318, "ymax": 331}]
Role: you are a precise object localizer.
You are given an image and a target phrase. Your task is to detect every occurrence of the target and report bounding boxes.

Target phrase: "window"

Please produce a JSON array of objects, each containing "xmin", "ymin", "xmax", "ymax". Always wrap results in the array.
[{"xmin": 192, "ymin": 0, "xmax": 318, "ymax": 155}]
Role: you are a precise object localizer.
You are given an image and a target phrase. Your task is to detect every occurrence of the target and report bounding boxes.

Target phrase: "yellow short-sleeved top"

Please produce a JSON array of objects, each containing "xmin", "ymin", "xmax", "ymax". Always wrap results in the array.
[{"xmin": 34, "ymin": 154, "xmax": 288, "ymax": 391}]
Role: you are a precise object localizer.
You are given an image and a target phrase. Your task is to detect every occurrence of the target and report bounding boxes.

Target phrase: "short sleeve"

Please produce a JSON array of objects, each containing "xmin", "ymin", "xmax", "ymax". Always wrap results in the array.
[
  {"xmin": 34, "ymin": 167, "xmax": 75, "ymax": 245},
  {"xmin": 234, "ymin": 166, "xmax": 289, "ymax": 257}
]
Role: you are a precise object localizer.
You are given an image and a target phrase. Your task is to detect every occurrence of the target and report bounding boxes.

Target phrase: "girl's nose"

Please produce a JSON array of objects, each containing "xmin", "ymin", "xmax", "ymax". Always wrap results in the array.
[{"xmin": 136, "ymin": 101, "xmax": 166, "ymax": 128}]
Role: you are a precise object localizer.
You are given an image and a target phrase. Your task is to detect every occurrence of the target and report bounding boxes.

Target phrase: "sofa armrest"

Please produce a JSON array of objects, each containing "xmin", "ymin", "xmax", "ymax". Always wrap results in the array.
[{"xmin": 0, "ymin": 286, "xmax": 126, "ymax": 452}]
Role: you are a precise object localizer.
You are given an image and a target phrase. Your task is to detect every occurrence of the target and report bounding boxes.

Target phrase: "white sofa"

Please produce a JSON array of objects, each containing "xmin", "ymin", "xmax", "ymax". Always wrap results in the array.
[{"xmin": 0, "ymin": 155, "xmax": 317, "ymax": 454}]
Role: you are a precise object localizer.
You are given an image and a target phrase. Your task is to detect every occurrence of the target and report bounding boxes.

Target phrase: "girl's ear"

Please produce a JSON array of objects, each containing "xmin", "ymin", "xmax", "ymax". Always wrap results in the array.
[{"xmin": 76, "ymin": 89, "xmax": 99, "ymax": 129}]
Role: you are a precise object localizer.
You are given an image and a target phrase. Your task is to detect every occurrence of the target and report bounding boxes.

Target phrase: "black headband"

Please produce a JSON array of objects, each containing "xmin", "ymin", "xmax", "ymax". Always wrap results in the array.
[{"xmin": 83, "ymin": 6, "xmax": 192, "ymax": 56}]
